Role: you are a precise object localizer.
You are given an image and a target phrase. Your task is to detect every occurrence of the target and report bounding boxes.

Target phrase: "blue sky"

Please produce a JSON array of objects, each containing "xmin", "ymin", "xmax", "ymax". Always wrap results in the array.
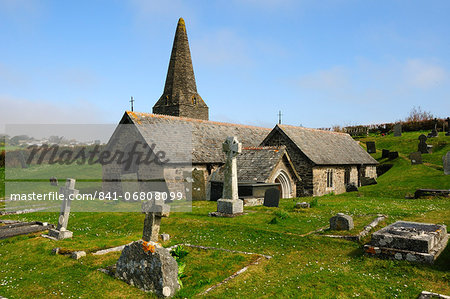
[{"xmin": 0, "ymin": 0, "xmax": 449, "ymax": 131}]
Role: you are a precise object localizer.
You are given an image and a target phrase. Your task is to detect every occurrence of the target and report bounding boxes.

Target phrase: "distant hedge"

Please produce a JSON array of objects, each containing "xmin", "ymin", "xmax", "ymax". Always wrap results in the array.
[
  {"xmin": 0, "ymin": 150, "xmax": 4, "ymax": 168},
  {"xmin": 367, "ymin": 118, "xmax": 447, "ymax": 134}
]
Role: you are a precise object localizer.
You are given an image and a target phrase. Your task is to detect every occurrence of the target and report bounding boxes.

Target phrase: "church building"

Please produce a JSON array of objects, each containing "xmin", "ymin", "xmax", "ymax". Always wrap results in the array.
[{"xmin": 103, "ymin": 18, "xmax": 378, "ymax": 200}]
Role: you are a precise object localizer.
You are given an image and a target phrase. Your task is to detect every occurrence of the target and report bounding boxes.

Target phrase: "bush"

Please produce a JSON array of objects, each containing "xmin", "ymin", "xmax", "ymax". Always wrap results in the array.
[
  {"xmin": 309, "ymin": 198, "xmax": 319, "ymax": 208},
  {"xmin": 269, "ymin": 209, "xmax": 289, "ymax": 224},
  {"xmin": 171, "ymin": 246, "xmax": 189, "ymax": 288},
  {"xmin": 0, "ymin": 150, "xmax": 4, "ymax": 167}
]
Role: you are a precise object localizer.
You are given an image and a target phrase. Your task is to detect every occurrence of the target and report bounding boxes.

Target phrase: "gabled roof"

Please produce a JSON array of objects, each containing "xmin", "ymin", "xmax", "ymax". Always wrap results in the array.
[
  {"xmin": 263, "ymin": 124, "xmax": 378, "ymax": 165},
  {"xmin": 123, "ymin": 111, "xmax": 271, "ymax": 164},
  {"xmin": 210, "ymin": 146, "xmax": 300, "ymax": 183}
]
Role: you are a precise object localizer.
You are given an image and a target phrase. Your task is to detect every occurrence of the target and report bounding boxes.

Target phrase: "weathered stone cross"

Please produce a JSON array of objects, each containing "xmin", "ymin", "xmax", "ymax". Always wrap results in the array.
[
  {"xmin": 48, "ymin": 178, "xmax": 78, "ymax": 240},
  {"xmin": 56, "ymin": 178, "xmax": 78, "ymax": 230},
  {"xmin": 212, "ymin": 136, "xmax": 244, "ymax": 216},
  {"xmin": 142, "ymin": 200, "xmax": 170, "ymax": 242},
  {"xmin": 221, "ymin": 136, "xmax": 242, "ymax": 200}
]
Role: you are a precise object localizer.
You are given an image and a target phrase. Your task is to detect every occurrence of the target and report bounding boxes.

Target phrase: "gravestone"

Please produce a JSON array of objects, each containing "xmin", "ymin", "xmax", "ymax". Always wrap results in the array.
[
  {"xmin": 446, "ymin": 117, "xmax": 450, "ymax": 136},
  {"xmin": 418, "ymin": 134, "xmax": 429, "ymax": 154},
  {"xmin": 345, "ymin": 183, "xmax": 358, "ymax": 192},
  {"xmin": 393, "ymin": 123, "xmax": 402, "ymax": 137},
  {"xmin": 444, "ymin": 151, "xmax": 450, "ymax": 175},
  {"xmin": 115, "ymin": 200, "xmax": 179, "ymax": 297},
  {"xmin": 364, "ymin": 221, "xmax": 448, "ymax": 264},
  {"xmin": 160, "ymin": 233, "xmax": 170, "ymax": 242},
  {"xmin": 215, "ymin": 137, "xmax": 244, "ymax": 215},
  {"xmin": 142, "ymin": 201, "xmax": 170, "ymax": 242},
  {"xmin": 295, "ymin": 202, "xmax": 310, "ymax": 209},
  {"xmin": 47, "ymin": 178, "xmax": 78, "ymax": 240},
  {"xmin": 329, "ymin": 213, "xmax": 354, "ymax": 231},
  {"xmin": 361, "ymin": 177, "xmax": 377, "ymax": 186},
  {"xmin": 388, "ymin": 151, "xmax": 399, "ymax": 159},
  {"xmin": 115, "ymin": 240, "xmax": 179, "ymax": 297},
  {"xmin": 427, "ymin": 118, "xmax": 438, "ymax": 138},
  {"xmin": 366, "ymin": 142, "xmax": 376, "ymax": 154},
  {"xmin": 409, "ymin": 152, "xmax": 423, "ymax": 165},
  {"xmin": 49, "ymin": 176, "xmax": 58, "ymax": 186},
  {"xmin": 263, "ymin": 188, "xmax": 280, "ymax": 207},
  {"xmin": 382, "ymin": 149, "xmax": 390, "ymax": 158}
]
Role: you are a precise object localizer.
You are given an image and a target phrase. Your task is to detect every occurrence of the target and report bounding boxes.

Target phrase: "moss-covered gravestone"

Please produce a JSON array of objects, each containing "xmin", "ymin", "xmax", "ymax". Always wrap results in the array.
[{"xmin": 115, "ymin": 201, "xmax": 179, "ymax": 297}]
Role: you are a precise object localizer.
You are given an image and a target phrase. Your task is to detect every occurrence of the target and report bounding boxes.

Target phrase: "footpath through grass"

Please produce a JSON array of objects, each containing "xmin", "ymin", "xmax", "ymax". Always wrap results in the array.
[{"xmin": 0, "ymin": 132, "xmax": 449, "ymax": 298}]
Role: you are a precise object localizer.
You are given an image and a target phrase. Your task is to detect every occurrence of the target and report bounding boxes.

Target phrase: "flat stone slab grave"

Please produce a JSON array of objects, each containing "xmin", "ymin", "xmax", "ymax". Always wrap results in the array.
[
  {"xmin": 364, "ymin": 221, "xmax": 448, "ymax": 264},
  {"xmin": 0, "ymin": 221, "xmax": 54, "ymax": 239}
]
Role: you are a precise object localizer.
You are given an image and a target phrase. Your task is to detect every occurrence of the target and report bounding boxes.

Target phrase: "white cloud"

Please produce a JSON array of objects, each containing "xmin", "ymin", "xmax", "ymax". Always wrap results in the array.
[
  {"xmin": 0, "ymin": 63, "xmax": 28, "ymax": 87},
  {"xmin": 191, "ymin": 29, "xmax": 252, "ymax": 67},
  {"xmin": 0, "ymin": 96, "xmax": 107, "ymax": 133},
  {"xmin": 404, "ymin": 59, "xmax": 447, "ymax": 89},
  {"xmin": 298, "ymin": 66, "xmax": 350, "ymax": 90}
]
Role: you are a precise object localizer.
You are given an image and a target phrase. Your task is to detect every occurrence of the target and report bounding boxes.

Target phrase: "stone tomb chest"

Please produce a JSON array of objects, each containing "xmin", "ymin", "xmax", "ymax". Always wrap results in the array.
[{"xmin": 364, "ymin": 221, "xmax": 448, "ymax": 264}]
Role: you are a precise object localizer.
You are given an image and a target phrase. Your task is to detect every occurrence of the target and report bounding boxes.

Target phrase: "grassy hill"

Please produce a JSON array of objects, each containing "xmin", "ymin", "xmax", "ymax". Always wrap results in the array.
[{"xmin": 0, "ymin": 132, "xmax": 449, "ymax": 298}]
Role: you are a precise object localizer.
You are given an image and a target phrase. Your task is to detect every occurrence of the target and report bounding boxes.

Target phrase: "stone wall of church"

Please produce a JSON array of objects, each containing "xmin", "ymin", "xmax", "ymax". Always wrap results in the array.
[
  {"xmin": 312, "ymin": 166, "xmax": 356, "ymax": 196},
  {"xmin": 261, "ymin": 129, "xmax": 313, "ymax": 196},
  {"xmin": 364, "ymin": 165, "xmax": 377, "ymax": 179},
  {"xmin": 267, "ymin": 158, "xmax": 297, "ymax": 198},
  {"xmin": 153, "ymin": 103, "xmax": 209, "ymax": 120}
]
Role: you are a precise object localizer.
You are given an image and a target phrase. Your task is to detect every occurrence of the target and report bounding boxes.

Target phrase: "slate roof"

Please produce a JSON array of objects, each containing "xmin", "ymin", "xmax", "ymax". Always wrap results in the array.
[
  {"xmin": 210, "ymin": 146, "xmax": 298, "ymax": 183},
  {"xmin": 269, "ymin": 125, "xmax": 378, "ymax": 165},
  {"xmin": 123, "ymin": 111, "xmax": 271, "ymax": 164}
]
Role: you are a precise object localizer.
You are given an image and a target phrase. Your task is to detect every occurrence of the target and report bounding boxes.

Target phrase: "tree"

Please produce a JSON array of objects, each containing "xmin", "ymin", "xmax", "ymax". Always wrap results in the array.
[{"xmin": 405, "ymin": 106, "xmax": 434, "ymax": 122}]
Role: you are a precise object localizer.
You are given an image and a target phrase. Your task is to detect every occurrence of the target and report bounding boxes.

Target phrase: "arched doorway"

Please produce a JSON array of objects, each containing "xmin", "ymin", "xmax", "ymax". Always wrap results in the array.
[{"xmin": 274, "ymin": 170, "xmax": 292, "ymax": 198}]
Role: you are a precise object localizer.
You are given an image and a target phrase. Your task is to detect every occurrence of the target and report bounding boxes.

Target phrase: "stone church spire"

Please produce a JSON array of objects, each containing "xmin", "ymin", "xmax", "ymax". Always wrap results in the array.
[{"xmin": 153, "ymin": 18, "xmax": 209, "ymax": 120}]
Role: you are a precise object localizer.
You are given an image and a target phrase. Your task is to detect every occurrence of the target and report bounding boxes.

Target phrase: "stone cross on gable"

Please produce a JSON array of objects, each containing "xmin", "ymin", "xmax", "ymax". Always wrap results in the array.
[
  {"xmin": 221, "ymin": 136, "xmax": 242, "ymax": 200},
  {"xmin": 56, "ymin": 178, "xmax": 78, "ymax": 231},
  {"xmin": 142, "ymin": 200, "xmax": 170, "ymax": 242}
]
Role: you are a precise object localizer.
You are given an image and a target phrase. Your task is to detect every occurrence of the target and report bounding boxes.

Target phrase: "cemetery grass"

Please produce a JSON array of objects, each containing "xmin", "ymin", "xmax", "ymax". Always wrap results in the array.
[
  {"xmin": 359, "ymin": 131, "xmax": 449, "ymax": 168},
  {"xmin": 1, "ymin": 135, "xmax": 450, "ymax": 298}
]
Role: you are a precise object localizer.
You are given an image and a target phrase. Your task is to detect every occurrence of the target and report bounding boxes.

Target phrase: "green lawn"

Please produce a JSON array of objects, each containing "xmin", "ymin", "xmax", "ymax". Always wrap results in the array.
[{"xmin": 0, "ymin": 132, "xmax": 449, "ymax": 298}]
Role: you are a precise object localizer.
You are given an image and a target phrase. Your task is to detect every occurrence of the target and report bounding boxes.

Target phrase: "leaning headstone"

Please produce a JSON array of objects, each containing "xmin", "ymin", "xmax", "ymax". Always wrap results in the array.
[
  {"xmin": 409, "ymin": 152, "xmax": 423, "ymax": 165},
  {"xmin": 444, "ymin": 152, "xmax": 450, "ymax": 175},
  {"xmin": 115, "ymin": 240, "xmax": 179, "ymax": 297},
  {"xmin": 446, "ymin": 117, "xmax": 450, "ymax": 136},
  {"xmin": 388, "ymin": 151, "xmax": 399, "ymax": 159},
  {"xmin": 418, "ymin": 134, "xmax": 429, "ymax": 154},
  {"xmin": 393, "ymin": 123, "xmax": 402, "ymax": 137},
  {"xmin": 47, "ymin": 178, "xmax": 78, "ymax": 240},
  {"xmin": 263, "ymin": 188, "xmax": 280, "ymax": 207},
  {"xmin": 366, "ymin": 142, "xmax": 376, "ymax": 154},
  {"xmin": 382, "ymin": 149, "xmax": 390, "ymax": 158},
  {"xmin": 427, "ymin": 118, "xmax": 438, "ymax": 138},
  {"xmin": 214, "ymin": 137, "xmax": 244, "ymax": 216},
  {"xmin": 330, "ymin": 213, "xmax": 354, "ymax": 231}
]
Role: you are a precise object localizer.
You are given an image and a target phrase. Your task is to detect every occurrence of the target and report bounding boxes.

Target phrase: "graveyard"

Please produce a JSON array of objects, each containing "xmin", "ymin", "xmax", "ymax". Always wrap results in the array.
[{"xmin": 0, "ymin": 130, "xmax": 449, "ymax": 298}]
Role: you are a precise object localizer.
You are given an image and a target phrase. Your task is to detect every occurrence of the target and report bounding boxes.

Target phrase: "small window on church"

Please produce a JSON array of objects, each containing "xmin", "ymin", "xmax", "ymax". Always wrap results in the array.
[
  {"xmin": 192, "ymin": 96, "xmax": 197, "ymax": 105},
  {"xmin": 327, "ymin": 169, "xmax": 333, "ymax": 188},
  {"xmin": 165, "ymin": 95, "xmax": 169, "ymax": 105}
]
